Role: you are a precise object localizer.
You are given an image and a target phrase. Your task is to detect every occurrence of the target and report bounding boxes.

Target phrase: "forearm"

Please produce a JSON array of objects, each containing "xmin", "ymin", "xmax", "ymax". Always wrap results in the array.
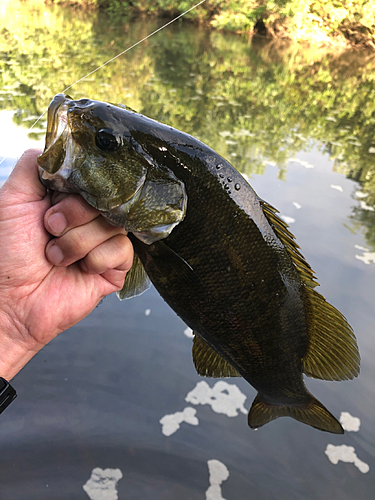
[{"xmin": 0, "ymin": 311, "xmax": 42, "ymax": 380}]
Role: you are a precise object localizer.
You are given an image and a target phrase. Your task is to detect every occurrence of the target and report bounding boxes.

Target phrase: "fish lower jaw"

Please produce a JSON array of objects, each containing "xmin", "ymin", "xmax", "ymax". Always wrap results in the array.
[{"xmin": 39, "ymin": 169, "xmax": 80, "ymax": 193}]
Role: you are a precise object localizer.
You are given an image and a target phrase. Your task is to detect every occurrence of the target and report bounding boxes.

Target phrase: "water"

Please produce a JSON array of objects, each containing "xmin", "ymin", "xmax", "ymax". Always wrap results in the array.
[{"xmin": 1, "ymin": 1, "xmax": 374, "ymax": 498}]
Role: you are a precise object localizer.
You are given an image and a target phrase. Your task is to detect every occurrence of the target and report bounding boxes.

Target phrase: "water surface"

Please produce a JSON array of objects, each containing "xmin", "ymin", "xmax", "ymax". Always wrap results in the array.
[{"xmin": 1, "ymin": 1, "xmax": 374, "ymax": 498}]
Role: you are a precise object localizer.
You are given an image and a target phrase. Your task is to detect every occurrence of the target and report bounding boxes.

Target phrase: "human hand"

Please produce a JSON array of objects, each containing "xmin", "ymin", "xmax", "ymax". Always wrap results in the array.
[{"xmin": 0, "ymin": 149, "xmax": 133, "ymax": 379}]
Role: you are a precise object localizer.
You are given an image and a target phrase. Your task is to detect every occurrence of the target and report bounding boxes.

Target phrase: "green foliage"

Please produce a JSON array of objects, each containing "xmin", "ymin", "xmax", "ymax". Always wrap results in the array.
[
  {"xmin": 42, "ymin": 0, "xmax": 375, "ymax": 47},
  {"xmin": 97, "ymin": 0, "xmax": 130, "ymax": 15},
  {"xmin": 2, "ymin": 0, "xmax": 375, "ymax": 247},
  {"xmin": 46, "ymin": 0, "xmax": 99, "ymax": 6},
  {"xmin": 209, "ymin": 0, "xmax": 375, "ymax": 47}
]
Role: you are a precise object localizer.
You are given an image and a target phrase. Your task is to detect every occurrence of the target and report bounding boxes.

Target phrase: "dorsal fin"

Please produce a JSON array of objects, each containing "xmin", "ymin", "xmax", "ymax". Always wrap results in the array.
[
  {"xmin": 259, "ymin": 199, "xmax": 318, "ymax": 290},
  {"xmin": 302, "ymin": 288, "xmax": 360, "ymax": 381},
  {"xmin": 259, "ymin": 198, "xmax": 360, "ymax": 381},
  {"xmin": 192, "ymin": 334, "xmax": 241, "ymax": 378}
]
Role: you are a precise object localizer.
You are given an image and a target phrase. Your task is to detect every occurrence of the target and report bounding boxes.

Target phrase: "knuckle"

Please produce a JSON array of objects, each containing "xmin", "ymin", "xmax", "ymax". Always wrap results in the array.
[{"xmin": 56, "ymin": 194, "xmax": 99, "ymax": 226}]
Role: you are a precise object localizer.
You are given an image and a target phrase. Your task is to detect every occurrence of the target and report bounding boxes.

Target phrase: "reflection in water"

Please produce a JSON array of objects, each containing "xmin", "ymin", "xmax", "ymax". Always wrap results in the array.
[
  {"xmin": 325, "ymin": 445, "xmax": 369, "ymax": 474},
  {"xmin": 280, "ymin": 214, "xmax": 295, "ymax": 224},
  {"xmin": 340, "ymin": 412, "xmax": 361, "ymax": 432},
  {"xmin": 183, "ymin": 326, "xmax": 194, "ymax": 338},
  {"xmin": 1, "ymin": 1, "xmax": 375, "ymax": 498},
  {"xmin": 185, "ymin": 382, "xmax": 248, "ymax": 418},
  {"xmin": 83, "ymin": 468, "xmax": 123, "ymax": 500},
  {"xmin": 206, "ymin": 460, "xmax": 230, "ymax": 500},
  {"xmin": 2, "ymin": 1, "xmax": 375, "ymax": 250},
  {"xmin": 160, "ymin": 407, "xmax": 199, "ymax": 436},
  {"xmin": 354, "ymin": 245, "xmax": 375, "ymax": 265},
  {"xmin": 288, "ymin": 158, "xmax": 314, "ymax": 169},
  {"xmin": 160, "ymin": 381, "xmax": 247, "ymax": 437}
]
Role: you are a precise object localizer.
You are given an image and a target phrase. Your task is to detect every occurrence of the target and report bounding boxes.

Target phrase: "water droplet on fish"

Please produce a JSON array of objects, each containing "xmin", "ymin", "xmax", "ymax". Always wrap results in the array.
[
  {"xmin": 227, "ymin": 177, "xmax": 232, "ymax": 182},
  {"xmin": 216, "ymin": 163, "xmax": 223, "ymax": 169},
  {"xmin": 219, "ymin": 174, "xmax": 224, "ymax": 178},
  {"xmin": 224, "ymin": 184, "xmax": 229, "ymax": 190},
  {"xmin": 235, "ymin": 183, "xmax": 241, "ymax": 191}
]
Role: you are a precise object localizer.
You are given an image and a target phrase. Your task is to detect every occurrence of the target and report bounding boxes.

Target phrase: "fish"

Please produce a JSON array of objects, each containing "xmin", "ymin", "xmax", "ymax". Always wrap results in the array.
[{"xmin": 37, "ymin": 94, "xmax": 360, "ymax": 434}]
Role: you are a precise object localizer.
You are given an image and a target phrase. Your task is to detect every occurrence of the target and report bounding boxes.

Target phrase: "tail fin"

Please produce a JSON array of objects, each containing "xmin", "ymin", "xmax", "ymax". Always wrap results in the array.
[{"xmin": 248, "ymin": 393, "xmax": 344, "ymax": 434}]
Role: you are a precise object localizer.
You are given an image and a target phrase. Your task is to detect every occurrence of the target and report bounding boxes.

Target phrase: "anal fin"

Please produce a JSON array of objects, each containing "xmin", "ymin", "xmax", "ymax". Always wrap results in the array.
[{"xmin": 192, "ymin": 334, "xmax": 241, "ymax": 378}]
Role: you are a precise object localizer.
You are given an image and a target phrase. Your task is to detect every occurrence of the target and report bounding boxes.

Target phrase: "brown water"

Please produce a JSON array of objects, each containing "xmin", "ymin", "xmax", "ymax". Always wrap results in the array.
[{"xmin": 0, "ymin": 1, "xmax": 374, "ymax": 498}]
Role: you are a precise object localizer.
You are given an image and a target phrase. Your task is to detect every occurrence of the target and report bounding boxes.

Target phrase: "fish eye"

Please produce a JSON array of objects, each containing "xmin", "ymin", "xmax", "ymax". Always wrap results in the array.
[{"xmin": 95, "ymin": 129, "xmax": 120, "ymax": 152}]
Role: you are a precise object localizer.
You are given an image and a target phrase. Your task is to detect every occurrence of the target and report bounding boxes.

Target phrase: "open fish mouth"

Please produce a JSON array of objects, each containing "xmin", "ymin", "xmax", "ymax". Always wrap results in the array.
[
  {"xmin": 37, "ymin": 94, "xmax": 187, "ymax": 238},
  {"xmin": 44, "ymin": 93, "xmax": 69, "ymax": 151},
  {"xmin": 38, "ymin": 94, "xmax": 82, "ymax": 193}
]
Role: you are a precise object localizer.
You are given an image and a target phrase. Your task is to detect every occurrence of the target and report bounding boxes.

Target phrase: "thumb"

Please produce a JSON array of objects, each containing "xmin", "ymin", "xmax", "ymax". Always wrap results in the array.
[{"xmin": 1, "ymin": 149, "xmax": 46, "ymax": 203}]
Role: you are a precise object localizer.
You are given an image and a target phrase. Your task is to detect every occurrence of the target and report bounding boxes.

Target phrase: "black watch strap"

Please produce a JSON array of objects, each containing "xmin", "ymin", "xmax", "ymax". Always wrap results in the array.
[{"xmin": 0, "ymin": 377, "xmax": 17, "ymax": 415}]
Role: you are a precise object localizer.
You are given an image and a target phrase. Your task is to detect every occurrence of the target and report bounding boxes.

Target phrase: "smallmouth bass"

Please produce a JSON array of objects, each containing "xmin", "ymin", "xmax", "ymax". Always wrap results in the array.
[{"xmin": 38, "ymin": 94, "xmax": 360, "ymax": 434}]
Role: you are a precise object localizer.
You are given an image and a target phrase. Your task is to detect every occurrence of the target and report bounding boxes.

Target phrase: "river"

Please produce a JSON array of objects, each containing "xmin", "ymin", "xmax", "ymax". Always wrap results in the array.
[{"xmin": 0, "ymin": 1, "xmax": 374, "ymax": 499}]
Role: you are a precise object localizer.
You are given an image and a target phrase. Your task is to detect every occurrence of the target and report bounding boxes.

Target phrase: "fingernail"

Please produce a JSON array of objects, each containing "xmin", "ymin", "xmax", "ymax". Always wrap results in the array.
[
  {"xmin": 47, "ymin": 243, "xmax": 64, "ymax": 265},
  {"xmin": 47, "ymin": 212, "xmax": 67, "ymax": 235}
]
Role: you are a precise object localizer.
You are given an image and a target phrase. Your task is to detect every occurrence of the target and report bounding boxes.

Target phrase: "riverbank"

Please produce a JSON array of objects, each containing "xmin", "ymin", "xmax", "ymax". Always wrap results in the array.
[{"xmin": 46, "ymin": 0, "xmax": 375, "ymax": 49}]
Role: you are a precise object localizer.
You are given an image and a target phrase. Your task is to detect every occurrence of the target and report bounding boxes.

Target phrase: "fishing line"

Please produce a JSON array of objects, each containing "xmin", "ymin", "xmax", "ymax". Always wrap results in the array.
[
  {"xmin": 0, "ymin": 0, "xmax": 206, "ymax": 168},
  {"xmin": 36, "ymin": 1, "xmax": 206, "ymax": 129},
  {"xmin": 63, "ymin": 0, "xmax": 207, "ymax": 94}
]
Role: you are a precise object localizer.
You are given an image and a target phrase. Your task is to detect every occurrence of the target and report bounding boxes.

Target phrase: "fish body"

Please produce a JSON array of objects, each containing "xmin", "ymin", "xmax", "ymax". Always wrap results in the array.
[{"xmin": 38, "ymin": 95, "xmax": 360, "ymax": 434}]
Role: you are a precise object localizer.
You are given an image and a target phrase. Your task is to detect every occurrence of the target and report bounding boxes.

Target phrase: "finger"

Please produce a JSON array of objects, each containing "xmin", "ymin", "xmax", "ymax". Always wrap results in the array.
[
  {"xmin": 51, "ymin": 191, "xmax": 69, "ymax": 205},
  {"xmin": 44, "ymin": 193, "xmax": 101, "ymax": 237},
  {"xmin": 45, "ymin": 215, "xmax": 126, "ymax": 266},
  {"xmin": 81, "ymin": 234, "xmax": 133, "ymax": 275},
  {"xmin": 100, "ymin": 268, "xmax": 131, "ymax": 290}
]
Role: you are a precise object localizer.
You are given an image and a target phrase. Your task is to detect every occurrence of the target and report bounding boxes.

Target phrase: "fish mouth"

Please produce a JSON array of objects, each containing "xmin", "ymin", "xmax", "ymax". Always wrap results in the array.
[
  {"xmin": 37, "ymin": 94, "xmax": 82, "ymax": 193},
  {"xmin": 44, "ymin": 93, "xmax": 69, "ymax": 151},
  {"xmin": 37, "ymin": 94, "xmax": 149, "ymax": 219}
]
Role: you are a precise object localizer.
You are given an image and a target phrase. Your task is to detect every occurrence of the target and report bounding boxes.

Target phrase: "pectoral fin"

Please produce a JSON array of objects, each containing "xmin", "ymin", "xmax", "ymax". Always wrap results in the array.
[
  {"xmin": 117, "ymin": 253, "xmax": 151, "ymax": 300},
  {"xmin": 127, "ymin": 167, "xmax": 187, "ymax": 244},
  {"xmin": 131, "ymin": 237, "xmax": 201, "ymax": 287},
  {"xmin": 192, "ymin": 334, "xmax": 241, "ymax": 378},
  {"xmin": 248, "ymin": 393, "xmax": 344, "ymax": 434}
]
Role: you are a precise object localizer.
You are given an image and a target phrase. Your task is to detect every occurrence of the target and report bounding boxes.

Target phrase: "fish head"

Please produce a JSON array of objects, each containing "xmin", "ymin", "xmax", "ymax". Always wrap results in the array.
[
  {"xmin": 38, "ymin": 94, "xmax": 187, "ymax": 242},
  {"xmin": 38, "ymin": 94, "xmax": 149, "ymax": 213}
]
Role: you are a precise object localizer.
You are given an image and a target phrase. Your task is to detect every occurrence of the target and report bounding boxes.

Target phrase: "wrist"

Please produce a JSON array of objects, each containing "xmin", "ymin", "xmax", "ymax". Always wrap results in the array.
[{"xmin": 0, "ymin": 309, "xmax": 42, "ymax": 380}]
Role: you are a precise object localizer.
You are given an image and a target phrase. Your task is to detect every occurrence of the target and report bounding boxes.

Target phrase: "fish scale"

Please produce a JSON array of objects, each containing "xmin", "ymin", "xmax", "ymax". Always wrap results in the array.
[{"xmin": 37, "ymin": 95, "xmax": 360, "ymax": 434}]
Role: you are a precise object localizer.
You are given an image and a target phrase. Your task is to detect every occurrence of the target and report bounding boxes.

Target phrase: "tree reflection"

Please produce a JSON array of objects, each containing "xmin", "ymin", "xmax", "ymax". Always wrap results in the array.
[{"xmin": 1, "ymin": 0, "xmax": 375, "ymax": 248}]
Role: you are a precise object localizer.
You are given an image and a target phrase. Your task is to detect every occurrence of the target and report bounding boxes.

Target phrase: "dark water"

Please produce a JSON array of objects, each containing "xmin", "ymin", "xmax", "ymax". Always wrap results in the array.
[{"xmin": 1, "ymin": 1, "xmax": 375, "ymax": 499}]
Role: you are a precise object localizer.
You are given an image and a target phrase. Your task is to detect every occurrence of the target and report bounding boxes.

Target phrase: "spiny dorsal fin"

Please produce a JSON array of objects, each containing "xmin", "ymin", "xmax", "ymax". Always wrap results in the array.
[
  {"xmin": 192, "ymin": 334, "xmax": 241, "ymax": 378},
  {"xmin": 259, "ymin": 199, "xmax": 318, "ymax": 290},
  {"xmin": 259, "ymin": 198, "xmax": 360, "ymax": 381},
  {"xmin": 302, "ymin": 288, "xmax": 360, "ymax": 381}
]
